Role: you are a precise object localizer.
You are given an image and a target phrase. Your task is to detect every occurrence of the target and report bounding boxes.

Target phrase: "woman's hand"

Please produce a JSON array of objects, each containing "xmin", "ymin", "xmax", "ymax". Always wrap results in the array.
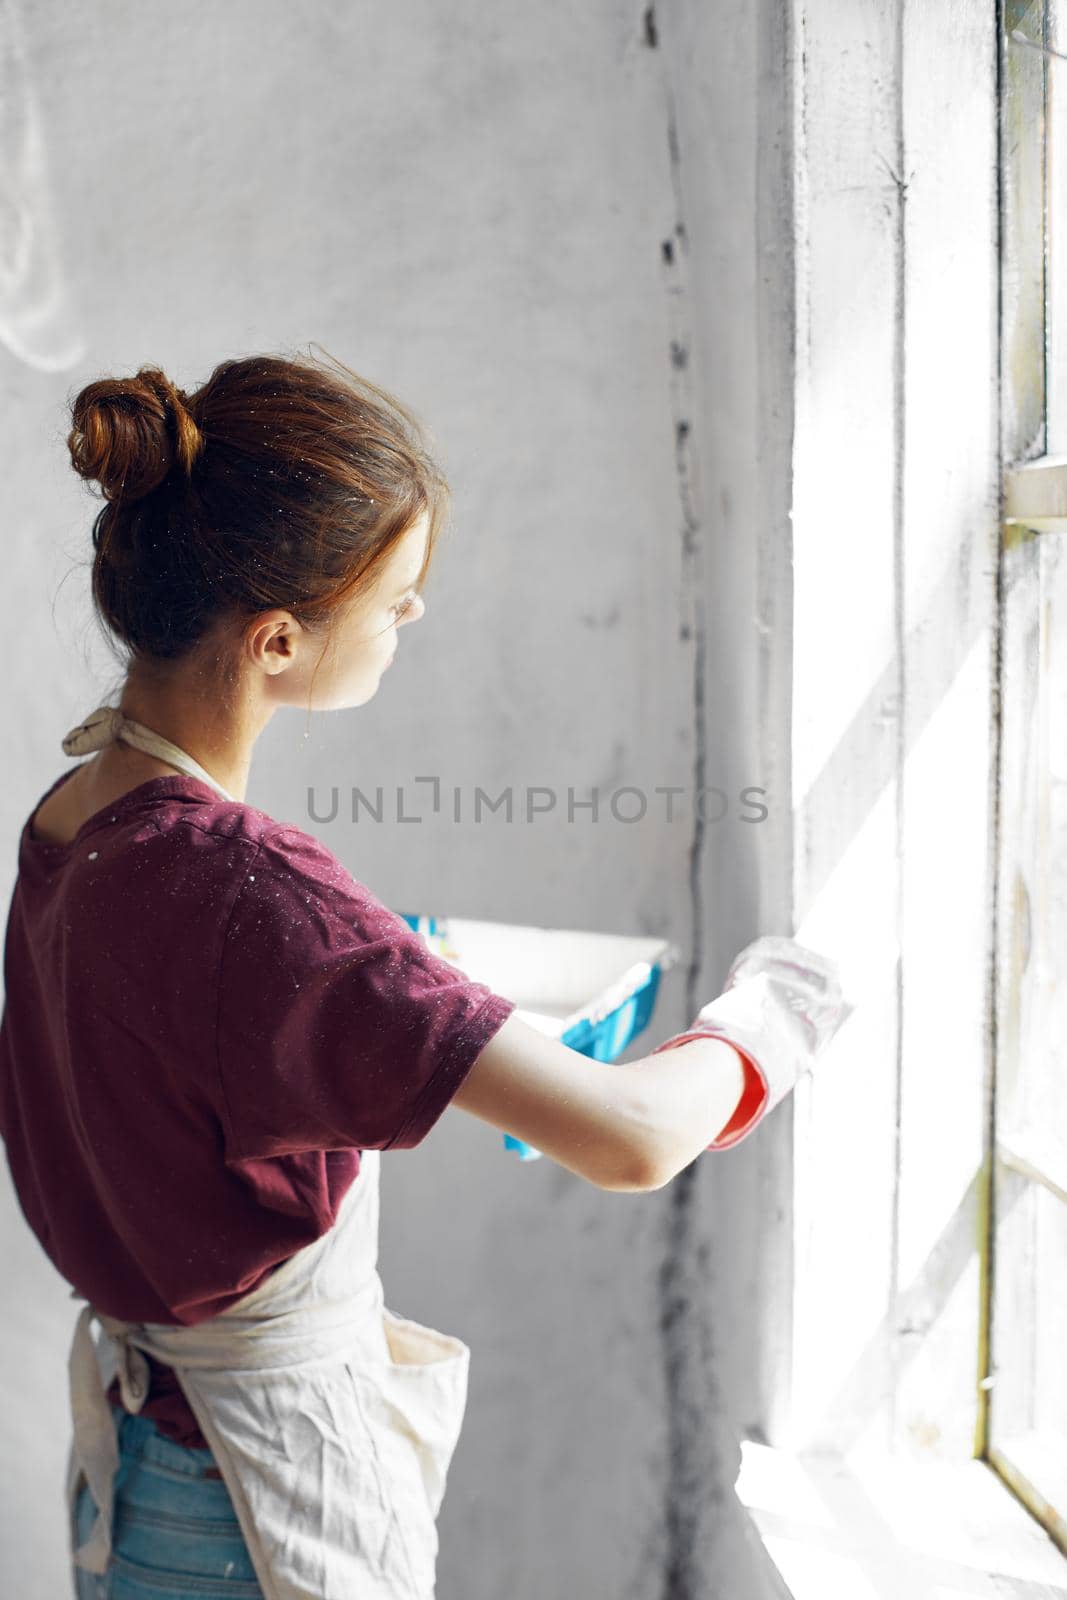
[{"xmin": 651, "ymin": 936, "xmax": 854, "ymax": 1152}]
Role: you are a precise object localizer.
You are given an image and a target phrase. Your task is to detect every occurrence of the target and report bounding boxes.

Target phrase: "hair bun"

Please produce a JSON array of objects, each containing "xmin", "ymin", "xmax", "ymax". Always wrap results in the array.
[{"xmin": 67, "ymin": 365, "xmax": 205, "ymax": 503}]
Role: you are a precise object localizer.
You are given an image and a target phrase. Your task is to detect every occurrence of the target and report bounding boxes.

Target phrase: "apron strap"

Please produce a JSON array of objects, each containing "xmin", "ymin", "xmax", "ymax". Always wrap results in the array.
[
  {"xmin": 67, "ymin": 1298, "xmax": 152, "ymax": 1575},
  {"xmin": 60, "ymin": 704, "xmax": 237, "ymax": 803}
]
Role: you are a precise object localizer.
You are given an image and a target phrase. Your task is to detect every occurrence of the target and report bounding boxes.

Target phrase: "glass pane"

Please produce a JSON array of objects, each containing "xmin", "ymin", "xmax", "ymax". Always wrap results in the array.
[
  {"xmin": 997, "ymin": 528, "xmax": 1067, "ymax": 1197},
  {"xmin": 1004, "ymin": 0, "xmax": 1047, "ymax": 456},
  {"xmin": 990, "ymin": 1165, "xmax": 1067, "ymax": 1527},
  {"xmin": 1052, "ymin": 1, "xmax": 1067, "ymax": 450}
]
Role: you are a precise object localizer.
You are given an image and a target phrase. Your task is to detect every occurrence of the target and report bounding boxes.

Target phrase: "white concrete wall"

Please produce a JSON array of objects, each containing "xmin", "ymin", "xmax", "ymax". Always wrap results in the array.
[{"xmin": 0, "ymin": 3, "xmax": 795, "ymax": 1596}]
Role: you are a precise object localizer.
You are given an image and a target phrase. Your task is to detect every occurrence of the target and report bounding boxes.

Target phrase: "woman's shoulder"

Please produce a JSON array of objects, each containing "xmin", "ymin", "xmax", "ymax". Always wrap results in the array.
[
  {"xmin": 223, "ymin": 811, "xmax": 403, "ymax": 932},
  {"xmin": 132, "ymin": 788, "xmax": 411, "ymax": 947},
  {"xmin": 114, "ymin": 786, "xmax": 389, "ymax": 926},
  {"xmin": 243, "ymin": 813, "xmax": 358, "ymax": 886},
  {"xmin": 174, "ymin": 791, "xmax": 338, "ymax": 877}
]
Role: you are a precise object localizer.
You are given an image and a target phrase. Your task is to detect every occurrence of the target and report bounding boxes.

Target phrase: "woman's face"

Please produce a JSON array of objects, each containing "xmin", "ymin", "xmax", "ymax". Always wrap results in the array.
[{"xmin": 274, "ymin": 511, "xmax": 430, "ymax": 712}]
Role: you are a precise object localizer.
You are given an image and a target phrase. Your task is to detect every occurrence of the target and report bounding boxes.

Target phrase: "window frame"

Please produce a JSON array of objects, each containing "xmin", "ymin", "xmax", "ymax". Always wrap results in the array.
[{"xmin": 988, "ymin": 0, "xmax": 1067, "ymax": 1553}]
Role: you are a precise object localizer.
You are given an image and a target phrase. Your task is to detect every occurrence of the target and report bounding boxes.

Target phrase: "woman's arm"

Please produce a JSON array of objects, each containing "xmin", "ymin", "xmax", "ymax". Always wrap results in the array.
[{"xmin": 450, "ymin": 1012, "xmax": 747, "ymax": 1192}]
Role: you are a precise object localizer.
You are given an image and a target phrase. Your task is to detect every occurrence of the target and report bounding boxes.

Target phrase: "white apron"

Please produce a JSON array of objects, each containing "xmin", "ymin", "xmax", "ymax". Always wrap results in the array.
[{"xmin": 60, "ymin": 706, "xmax": 471, "ymax": 1599}]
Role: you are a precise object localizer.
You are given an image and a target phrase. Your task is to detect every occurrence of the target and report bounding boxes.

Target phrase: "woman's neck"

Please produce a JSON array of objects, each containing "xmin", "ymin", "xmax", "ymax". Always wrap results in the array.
[{"xmin": 109, "ymin": 663, "xmax": 267, "ymax": 803}]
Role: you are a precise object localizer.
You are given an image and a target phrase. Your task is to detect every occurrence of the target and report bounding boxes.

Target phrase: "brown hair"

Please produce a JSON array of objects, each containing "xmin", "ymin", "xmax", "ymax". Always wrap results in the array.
[{"xmin": 66, "ymin": 347, "xmax": 448, "ymax": 691}]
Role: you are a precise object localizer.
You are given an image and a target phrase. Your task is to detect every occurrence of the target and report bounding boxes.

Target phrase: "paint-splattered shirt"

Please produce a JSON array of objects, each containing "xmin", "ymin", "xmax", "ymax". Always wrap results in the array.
[{"xmin": 0, "ymin": 770, "xmax": 516, "ymax": 1449}]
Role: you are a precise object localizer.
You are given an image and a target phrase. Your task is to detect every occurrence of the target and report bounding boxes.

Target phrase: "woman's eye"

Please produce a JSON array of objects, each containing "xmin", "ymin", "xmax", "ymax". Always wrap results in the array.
[{"xmin": 392, "ymin": 595, "xmax": 415, "ymax": 620}]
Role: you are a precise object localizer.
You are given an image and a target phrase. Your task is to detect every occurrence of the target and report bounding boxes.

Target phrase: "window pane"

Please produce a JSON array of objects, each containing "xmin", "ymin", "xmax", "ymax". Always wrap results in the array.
[
  {"xmin": 1051, "ymin": 3, "xmax": 1067, "ymax": 450},
  {"xmin": 991, "ymin": 1169, "xmax": 1067, "ymax": 1527},
  {"xmin": 997, "ymin": 529, "xmax": 1067, "ymax": 1196}
]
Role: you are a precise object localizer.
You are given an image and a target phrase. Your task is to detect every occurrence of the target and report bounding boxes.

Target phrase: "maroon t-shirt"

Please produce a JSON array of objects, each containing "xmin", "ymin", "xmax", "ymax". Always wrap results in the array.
[{"xmin": 0, "ymin": 768, "xmax": 515, "ymax": 1450}]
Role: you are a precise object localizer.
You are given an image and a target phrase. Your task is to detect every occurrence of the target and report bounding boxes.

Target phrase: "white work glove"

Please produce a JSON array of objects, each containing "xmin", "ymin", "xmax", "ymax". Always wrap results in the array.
[{"xmin": 650, "ymin": 935, "xmax": 854, "ymax": 1150}]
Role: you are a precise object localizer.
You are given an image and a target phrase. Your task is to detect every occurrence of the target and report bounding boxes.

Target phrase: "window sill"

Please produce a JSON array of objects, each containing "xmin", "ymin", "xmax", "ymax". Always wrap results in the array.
[{"xmin": 735, "ymin": 1440, "xmax": 1067, "ymax": 1599}]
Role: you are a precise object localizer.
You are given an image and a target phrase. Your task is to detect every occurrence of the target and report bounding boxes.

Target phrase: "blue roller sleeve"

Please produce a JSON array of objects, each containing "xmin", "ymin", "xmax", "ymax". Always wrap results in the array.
[
  {"xmin": 501, "ymin": 964, "xmax": 665, "ymax": 1161},
  {"xmin": 398, "ymin": 913, "xmax": 668, "ymax": 1165}
]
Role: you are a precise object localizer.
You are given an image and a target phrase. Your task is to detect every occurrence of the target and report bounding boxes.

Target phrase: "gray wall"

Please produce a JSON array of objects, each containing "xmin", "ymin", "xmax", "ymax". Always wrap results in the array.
[{"xmin": 0, "ymin": 3, "xmax": 792, "ymax": 1596}]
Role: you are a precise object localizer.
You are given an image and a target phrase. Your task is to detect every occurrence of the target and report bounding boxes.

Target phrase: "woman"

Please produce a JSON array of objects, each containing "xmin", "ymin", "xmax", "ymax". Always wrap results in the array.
[{"xmin": 0, "ymin": 350, "xmax": 842, "ymax": 1600}]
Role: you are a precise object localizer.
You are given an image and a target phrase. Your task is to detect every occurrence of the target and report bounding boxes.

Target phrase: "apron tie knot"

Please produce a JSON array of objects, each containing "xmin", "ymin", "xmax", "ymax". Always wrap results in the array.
[
  {"xmin": 68, "ymin": 1304, "xmax": 153, "ymax": 1576},
  {"xmin": 57, "ymin": 705, "xmax": 238, "ymax": 802},
  {"xmin": 97, "ymin": 1312, "xmax": 152, "ymax": 1410},
  {"xmin": 61, "ymin": 706, "xmax": 128, "ymax": 757}
]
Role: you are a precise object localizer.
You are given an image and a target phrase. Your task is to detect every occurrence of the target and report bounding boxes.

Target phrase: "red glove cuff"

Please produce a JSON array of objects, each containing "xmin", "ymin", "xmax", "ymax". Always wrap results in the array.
[{"xmin": 651, "ymin": 1031, "xmax": 769, "ymax": 1150}]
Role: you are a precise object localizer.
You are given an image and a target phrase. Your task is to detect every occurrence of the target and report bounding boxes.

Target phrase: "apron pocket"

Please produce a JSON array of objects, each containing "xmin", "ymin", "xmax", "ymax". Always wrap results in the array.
[
  {"xmin": 377, "ymin": 1307, "xmax": 470, "ymax": 1520},
  {"xmin": 351, "ymin": 1305, "xmax": 470, "ymax": 1504},
  {"xmin": 349, "ymin": 1308, "xmax": 470, "ymax": 1598}
]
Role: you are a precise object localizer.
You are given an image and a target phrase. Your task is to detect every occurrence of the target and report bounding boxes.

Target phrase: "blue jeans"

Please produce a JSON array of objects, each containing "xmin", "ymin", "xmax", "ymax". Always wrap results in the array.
[{"xmin": 72, "ymin": 1404, "xmax": 263, "ymax": 1599}]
